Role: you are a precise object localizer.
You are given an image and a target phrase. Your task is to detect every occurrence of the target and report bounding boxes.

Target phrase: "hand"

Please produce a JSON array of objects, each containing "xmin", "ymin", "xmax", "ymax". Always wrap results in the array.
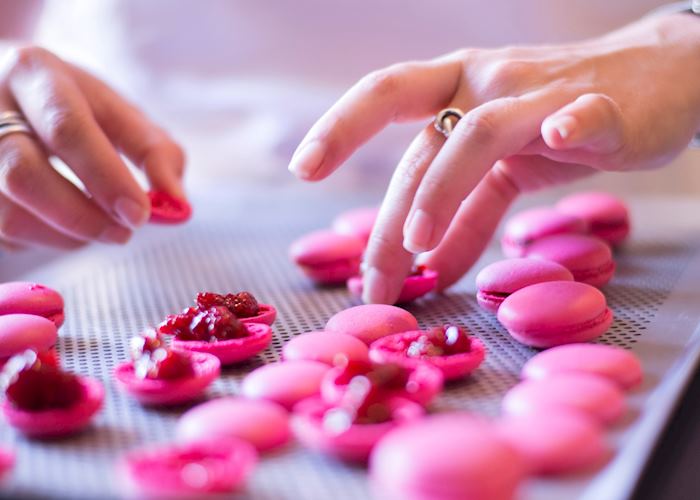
[
  {"xmin": 0, "ymin": 46, "xmax": 185, "ymax": 251},
  {"xmin": 288, "ymin": 13, "xmax": 700, "ymax": 303}
]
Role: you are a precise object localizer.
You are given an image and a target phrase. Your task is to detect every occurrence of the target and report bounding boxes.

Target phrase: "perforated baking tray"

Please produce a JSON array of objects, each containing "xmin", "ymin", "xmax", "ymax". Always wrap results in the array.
[{"xmin": 1, "ymin": 185, "xmax": 699, "ymax": 500}]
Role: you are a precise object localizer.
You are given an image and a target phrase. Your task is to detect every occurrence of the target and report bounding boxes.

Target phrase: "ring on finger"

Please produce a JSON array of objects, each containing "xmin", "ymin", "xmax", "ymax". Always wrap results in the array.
[
  {"xmin": 434, "ymin": 108, "xmax": 464, "ymax": 138},
  {"xmin": 0, "ymin": 110, "xmax": 33, "ymax": 140}
]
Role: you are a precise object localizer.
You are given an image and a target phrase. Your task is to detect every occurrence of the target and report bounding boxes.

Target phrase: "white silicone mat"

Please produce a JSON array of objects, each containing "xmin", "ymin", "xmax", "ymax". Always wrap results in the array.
[{"xmin": 1, "ymin": 185, "xmax": 699, "ymax": 500}]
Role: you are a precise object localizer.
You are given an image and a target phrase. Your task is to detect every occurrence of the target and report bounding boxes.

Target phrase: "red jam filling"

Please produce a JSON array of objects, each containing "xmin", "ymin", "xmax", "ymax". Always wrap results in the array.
[
  {"xmin": 409, "ymin": 264, "xmax": 429, "ymax": 277},
  {"xmin": 130, "ymin": 330, "xmax": 194, "ymax": 380},
  {"xmin": 406, "ymin": 325, "xmax": 473, "ymax": 358},
  {"xmin": 324, "ymin": 382, "xmax": 393, "ymax": 431},
  {"xmin": 334, "ymin": 360, "xmax": 410, "ymax": 391},
  {"xmin": 1, "ymin": 350, "xmax": 82, "ymax": 411},
  {"xmin": 158, "ymin": 305, "xmax": 248, "ymax": 342},
  {"xmin": 195, "ymin": 291, "xmax": 260, "ymax": 318}
]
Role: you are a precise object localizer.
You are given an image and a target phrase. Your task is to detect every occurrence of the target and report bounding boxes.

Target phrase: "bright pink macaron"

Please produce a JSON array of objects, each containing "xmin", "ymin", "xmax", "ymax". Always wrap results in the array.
[
  {"xmin": 347, "ymin": 267, "xmax": 438, "ymax": 304},
  {"xmin": 0, "ymin": 448, "xmax": 15, "ymax": 481},
  {"xmin": 475, "ymin": 258, "xmax": 574, "ymax": 313},
  {"xmin": 556, "ymin": 191, "xmax": 630, "ymax": 246},
  {"xmin": 171, "ymin": 322, "xmax": 272, "ymax": 365},
  {"xmin": 501, "ymin": 206, "xmax": 587, "ymax": 258},
  {"xmin": 502, "ymin": 373, "xmax": 626, "ymax": 425},
  {"xmin": 148, "ymin": 190, "xmax": 192, "ymax": 224},
  {"xmin": 241, "ymin": 360, "xmax": 330, "ymax": 410},
  {"xmin": 370, "ymin": 413, "xmax": 527, "ymax": 500},
  {"xmin": 332, "ymin": 206, "xmax": 380, "ymax": 245},
  {"xmin": 0, "ymin": 314, "xmax": 58, "ymax": 363},
  {"xmin": 525, "ymin": 233, "xmax": 615, "ymax": 287},
  {"xmin": 325, "ymin": 305, "xmax": 419, "ymax": 345},
  {"xmin": 282, "ymin": 331, "xmax": 370, "ymax": 365},
  {"xmin": 522, "ymin": 343, "xmax": 643, "ymax": 390},
  {"xmin": 496, "ymin": 410, "xmax": 609, "ymax": 475},
  {"xmin": 497, "ymin": 281, "xmax": 613, "ymax": 348},
  {"xmin": 289, "ymin": 230, "xmax": 365, "ymax": 285},
  {"xmin": 0, "ymin": 282, "xmax": 65, "ymax": 327},
  {"xmin": 176, "ymin": 397, "xmax": 291, "ymax": 452}
]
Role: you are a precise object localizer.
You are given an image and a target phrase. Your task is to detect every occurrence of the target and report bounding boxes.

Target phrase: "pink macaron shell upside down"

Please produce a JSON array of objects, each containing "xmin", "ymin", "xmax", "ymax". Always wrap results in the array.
[
  {"xmin": 325, "ymin": 305, "xmax": 419, "ymax": 345},
  {"xmin": 331, "ymin": 206, "xmax": 380, "ymax": 245},
  {"xmin": 289, "ymin": 230, "xmax": 365, "ymax": 284},
  {"xmin": 282, "ymin": 331, "xmax": 370, "ymax": 365},
  {"xmin": 171, "ymin": 322, "xmax": 272, "ymax": 365},
  {"xmin": 241, "ymin": 360, "xmax": 330, "ymax": 410},
  {"xmin": 0, "ymin": 282, "xmax": 65, "ymax": 327},
  {"xmin": 556, "ymin": 191, "xmax": 630, "ymax": 246},
  {"xmin": 501, "ymin": 206, "xmax": 587, "ymax": 258},
  {"xmin": 0, "ymin": 314, "xmax": 58, "ymax": 363},
  {"xmin": 497, "ymin": 281, "xmax": 613, "ymax": 348},
  {"xmin": 475, "ymin": 258, "xmax": 574, "ymax": 313},
  {"xmin": 525, "ymin": 233, "xmax": 616, "ymax": 288},
  {"xmin": 347, "ymin": 268, "xmax": 438, "ymax": 304}
]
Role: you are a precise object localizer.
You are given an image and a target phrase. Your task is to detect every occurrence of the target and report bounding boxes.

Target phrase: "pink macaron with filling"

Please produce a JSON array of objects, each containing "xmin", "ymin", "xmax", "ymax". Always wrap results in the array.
[
  {"xmin": 289, "ymin": 230, "xmax": 365, "ymax": 284},
  {"xmin": 0, "ymin": 282, "xmax": 65, "ymax": 327},
  {"xmin": 347, "ymin": 267, "xmax": 438, "ymax": 304},
  {"xmin": 0, "ymin": 314, "xmax": 58, "ymax": 363},
  {"xmin": 497, "ymin": 281, "xmax": 613, "ymax": 348},
  {"xmin": 171, "ymin": 322, "xmax": 272, "ymax": 365},
  {"xmin": 475, "ymin": 258, "xmax": 574, "ymax": 313},
  {"xmin": 556, "ymin": 191, "xmax": 630, "ymax": 246},
  {"xmin": 501, "ymin": 206, "xmax": 587, "ymax": 258},
  {"xmin": 522, "ymin": 343, "xmax": 643, "ymax": 390},
  {"xmin": 525, "ymin": 233, "xmax": 615, "ymax": 287},
  {"xmin": 502, "ymin": 373, "xmax": 626, "ymax": 425},
  {"xmin": 326, "ymin": 305, "xmax": 419, "ymax": 345},
  {"xmin": 282, "ymin": 331, "xmax": 370, "ymax": 365},
  {"xmin": 370, "ymin": 413, "xmax": 527, "ymax": 500},
  {"xmin": 332, "ymin": 206, "xmax": 379, "ymax": 245},
  {"xmin": 241, "ymin": 360, "xmax": 330, "ymax": 410}
]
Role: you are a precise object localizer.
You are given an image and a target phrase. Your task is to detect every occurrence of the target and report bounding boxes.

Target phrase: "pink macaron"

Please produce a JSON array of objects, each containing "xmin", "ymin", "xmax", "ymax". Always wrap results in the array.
[
  {"xmin": 556, "ymin": 191, "xmax": 630, "ymax": 246},
  {"xmin": 282, "ymin": 331, "xmax": 370, "ymax": 365},
  {"xmin": 326, "ymin": 305, "xmax": 419, "ymax": 345},
  {"xmin": 176, "ymin": 397, "xmax": 291, "ymax": 452},
  {"xmin": 497, "ymin": 281, "xmax": 613, "ymax": 348},
  {"xmin": 501, "ymin": 206, "xmax": 587, "ymax": 258},
  {"xmin": 370, "ymin": 413, "xmax": 527, "ymax": 500},
  {"xmin": 241, "ymin": 360, "xmax": 330, "ymax": 410},
  {"xmin": 522, "ymin": 343, "xmax": 643, "ymax": 390},
  {"xmin": 289, "ymin": 230, "xmax": 365, "ymax": 285},
  {"xmin": 171, "ymin": 322, "xmax": 272, "ymax": 365},
  {"xmin": 502, "ymin": 373, "xmax": 626, "ymax": 425},
  {"xmin": 525, "ymin": 233, "xmax": 615, "ymax": 287},
  {"xmin": 347, "ymin": 267, "xmax": 438, "ymax": 304},
  {"xmin": 496, "ymin": 410, "xmax": 609, "ymax": 475},
  {"xmin": 0, "ymin": 314, "xmax": 58, "ymax": 363},
  {"xmin": 0, "ymin": 448, "xmax": 15, "ymax": 482},
  {"xmin": 332, "ymin": 206, "xmax": 379, "ymax": 245},
  {"xmin": 0, "ymin": 282, "xmax": 65, "ymax": 327},
  {"xmin": 120, "ymin": 438, "xmax": 257, "ymax": 497},
  {"xmin": 475, "ymin": 258, "xmax": 574, "ymax": 313},
  {"xmin": 147, "ymin": 190, "xmax": 193, "ymax": 224}
]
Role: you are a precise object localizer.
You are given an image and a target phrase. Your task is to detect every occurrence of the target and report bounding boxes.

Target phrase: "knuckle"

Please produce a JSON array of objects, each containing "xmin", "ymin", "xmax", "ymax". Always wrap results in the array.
[
  {"xmin": 44, "ymin": 107, "xmax": 88, "ymax": 150},
  {"xmin": 395, "ymin": 154, "xmax": 427, "ymax": 191},
  {"xmin": 361, "ymin": 67, "xmax": 403, "ymax": 98},
  {"xmin": 455, "ymin": 107, "xmax": 499, "ymax": 144},
  {"xmin": 4, "ymin": 45, "xmax": 49, "ymax": 74},
  {"xmin": 366, "ymin": 232, "xmax": 405, "ymax": 272},
  {"xmin": 59, "ymin": 208, "xmax": 100, "ymax": 239}
]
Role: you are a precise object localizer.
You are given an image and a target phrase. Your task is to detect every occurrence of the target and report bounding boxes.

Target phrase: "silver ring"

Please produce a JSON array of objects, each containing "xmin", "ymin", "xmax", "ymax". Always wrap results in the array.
[
  {"xmin": 434, "ymin": 108, "xmax": 464, "ymax": 138},
  {"xmin": 0, "ymin": 111, "xmax": 33, "ymax": 140}
]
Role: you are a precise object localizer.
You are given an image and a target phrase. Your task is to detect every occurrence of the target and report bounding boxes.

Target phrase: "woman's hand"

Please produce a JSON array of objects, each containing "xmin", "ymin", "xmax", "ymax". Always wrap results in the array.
[
  {"xmin": 0, "ymin": 46, "xmax": 185, "ymax": 250},
  {"xmin": 288, "ymin": 13, "xmax": 700, "ymax": 304}
]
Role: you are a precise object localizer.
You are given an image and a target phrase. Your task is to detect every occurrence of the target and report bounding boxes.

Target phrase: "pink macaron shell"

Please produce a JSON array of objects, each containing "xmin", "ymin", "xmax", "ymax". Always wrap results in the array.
[
  {"xmin": 331, "ymin": 206, "xmax": 380, "ymax": 244},
  {"xmin": 0, "ymin": 282, "xmax": 65, "ymax": 328},
  {"xmin": 522, "ymin": 343, "xmax": 643, "ymax": 390},
  {"xmin": 368, "ymin": 331, "xmax": 486, "ymax": 381},
  {"xmin": 0, "ymin": 448, "xmax": 14, "ymax": 481},
  {"xmin": 497, "ymin": 281, "xmax": 613, "ymax": 348},
  {"xmin": 113, "ymin": 352, "xmax": 221, "ymax": 406},
  {"xmin": 120, "ymin": 437, "xmax": 257, "ymax": 497},
  {"xmin": 0, "ymin": 314, "xmax": 58, "ymax": 362},
  {"xmin": 282, "ymin": 331, "xmax": 370, "ymax": 365},
  {"xmin": 369, "ymin": 413, "xmax": 527, "ymax": 500},
  {"xmin": 496, "ymin": 410, "xmax": 610, "ymax": 475},
  {"xmin": 2, "ymin": 376, "xmax": 104, "ymax": 438},
  {"xmin": 502, "ymin": 373, "xmax": 626, "ymax": 425},
  {"xmin": 475, "ymin": 258, "xmax": 574, "ymax": 313},
  {"xmin": 299, "ymin": 259, "xmax": 362, "ymax": 285},
  {"xmin": 501, "ymin": 207, "xmax": 587, "ymax": 258},
  {"xmin": 176, "ymin": 397, "xmax": 291, "ymax": 452},
  {"xmin": 525, "ymin": 233, "xmax": 615, "ymax": 288},
  {"xmin": 239, "ymin": 303, "xmax": 277, "ymax": 326},
  {"xmin": 147, "ymin": 190, "xmax": 193, "ymax": 225},
  {"xmin": 241, "ymin": 360, "xmax": 330, "ymax": 410},
  {"xmin": 556, "ymin": 191, "xmax": 630, "ymax": 246},
  {"xmin": 292, "ymin": 396, "xmax": 425, "ymax": 463},
  {"xmin": 290, "ymin": 230, "xmax": 365, "ymax": 284},
  {"xmin": 347, "ymin": 268, "xmax": 438, "ymax": 304},
  {"xmin": 320, "ymin": 362, "xmax": 444, "ymax": 408},
  {"xmin": 326, "ymin": 305, "xmax": 419, "ymax": 345},
  {"xmin": 171, "ymin": 322, "xmax": 272, "ymax": 365}
]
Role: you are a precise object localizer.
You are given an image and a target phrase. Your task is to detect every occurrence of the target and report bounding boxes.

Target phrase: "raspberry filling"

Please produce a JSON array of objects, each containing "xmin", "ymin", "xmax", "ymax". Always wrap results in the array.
[
  {"xmin": 196, "ymin": 292, "xmax": 260, "ymax": 318},
  {"xmin": 406, "ymin": 325, "xmax": 473, "ymax": 358},
  {"xmin": 323, "ymin": 379, "xmax": 394, "ymax": 430},
  {"xmin": 130, "ymin": 330, "xmax": 194, "ymax": 380},
  {"xmin": 158, "ymin": 306, "xmax": 249, "ymax": 342},
  {"xmin": 1, "ymin": 350, "xmax": 82, "ymax": 411},
  {"xmin": 333, "ymin": 360, "xmax": 411, "ymax": 392},
  {"xmin": 148, "ymin": 191, "xmax": 192, "ymax": 224}
]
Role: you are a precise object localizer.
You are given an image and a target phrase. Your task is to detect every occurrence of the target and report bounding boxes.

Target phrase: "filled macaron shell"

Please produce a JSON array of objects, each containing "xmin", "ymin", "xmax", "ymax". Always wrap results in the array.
[
  {"xmin": 331, "ymin": 206, "xmax": 379, "ymax": 244},
  {"xmin": 497, "ymin": 281, "xmax": 613, "ymax": 348},
  {"xmin": 241, "ymin": 360, "xmax": 329, "ymax": 410},
  {"xmin": 501, "ymin": 207, "xmax": 587, "ymax": 257},
  {"xmin": 171, "ymin": 322, "xmax": 272, "ymax": 365},
  {"xmin": 282, "ymin": 331, "xmax": 370, "ymax": 365},
  {"xmin": 0, "ymin": 282, "xmax": 64, "ymax": 327},
  {"xmin": 556, "ymin": 191, "xmax": 630, "ymax": 245},
  {"xmin": 147, "ymin": 190, "xmax": 192, "ymax": 224},
  {"xmin": 0, "ymin": 314, "xmax": 58, "ymax": 361},
  {"xmin": 326, "ymin": 305, "xmax": 419, "ymax": 345}
]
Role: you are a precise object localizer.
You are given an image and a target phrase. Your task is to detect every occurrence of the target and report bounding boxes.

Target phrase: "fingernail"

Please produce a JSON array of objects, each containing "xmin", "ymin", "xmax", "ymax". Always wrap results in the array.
[
  {"xmin": 288, "ymin": 140, "xmax": 325, "ymax": 180},
  {"xmin": 98, "ymin": 225, "xmax": 132, "ymax": 244},
  {"xmin": 403, "ymin": 209, "xmax": 434, "ymax": 253},
  {"xmin": 114, "ymin": 197, "xmax": 149, "ymax": 229},
  {"xmin": 549, "ymin": 115, "xmax": 577, "ymax": 141},
  {"xmin": 363, "ymin": 267, "xmax": 390, "ymax": 304}
]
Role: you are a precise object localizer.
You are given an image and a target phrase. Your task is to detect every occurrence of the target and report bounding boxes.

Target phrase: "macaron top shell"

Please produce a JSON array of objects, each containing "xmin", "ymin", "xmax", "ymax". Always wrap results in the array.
[
  {"xmin": 282, "ymin": 331, "xmax": 370, "ymax": 365},
  {"xmin": 332, "ymin": 206, "xmax": 379, "ymax": 244},
  {"xmin": 326, "ymin": 305, "xmax": 419, "ymax": 345},
  {"xmin": 289, "ymin": 230, "xmax": 364, "ymax": 266},
  {"xmin": 556, "ymin": 192, "xmax": 629, "ymax": 227},
  {"xmin": 502, "ymin": 207, "xmax": 586, "ymax": 247},
  {"xmin": 522, "ymin": 343, "xmax": 643, "ymax": 390},
  {"xmin": 0, "ymin": 282, "xmax": 64, "ymax": 327},
  {"xmin": 241, "ymin": 360, "xmax": 329, "ymax": 409},
  {"xmin": 476, "ymin": 258, "xmax": 574, "ymax": 294},
  {"xmin": 0, "ymin": 314, "xmax": 58, "ymax": 360}
]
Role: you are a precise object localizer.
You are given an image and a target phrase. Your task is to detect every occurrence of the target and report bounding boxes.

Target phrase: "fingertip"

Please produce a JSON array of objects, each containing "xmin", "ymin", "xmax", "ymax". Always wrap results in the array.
[
  {"xmin": 288, "ymin": 140, "xmax": 326, "ymax": 181},
  {"xmin": 542, "ymin": 115, "xmax": 577, "ymax": 150}
]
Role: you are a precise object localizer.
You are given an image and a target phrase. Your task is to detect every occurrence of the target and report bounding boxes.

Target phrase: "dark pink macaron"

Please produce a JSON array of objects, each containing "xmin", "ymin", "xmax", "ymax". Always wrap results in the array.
[
  {"xmin": 475, "ymin": 258, "xmax": 574, "ymax": 313},
  {"xmin": 501, "ymin": 207, "xmax": 587, "ymax": 257},
  {"xmin": 556, "ymin": 191, "xmax": 630, "ymax": 246},
  {"xmin": 290, "ymin": 230, "xmax": 365, "ymax": 285},
  {"xmin": 0, "ymin": 282, "xmax": 65, "ymax": 328},
  {"xmin": 171, "ymin": 323, "xmax": 272, "ymax": 365},
  {"xmin": 497, "ymin": 281, "xmax": 613, "ymax": 348},
  {"xmin": 525, "ymin": 233, "xmax": 615, "ymax": 288}
]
